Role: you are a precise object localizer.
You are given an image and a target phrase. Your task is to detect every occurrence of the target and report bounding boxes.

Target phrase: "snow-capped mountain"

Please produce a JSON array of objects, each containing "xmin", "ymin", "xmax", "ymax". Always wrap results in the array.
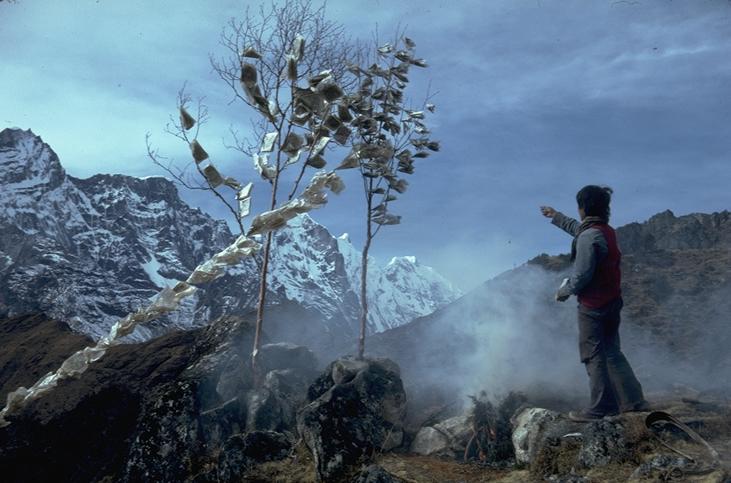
[
  {"xmin": 337, "ymin": 235, "xmax": 460, "ymax": 333},
  {"xmin": 0, "ymin": 128, "xmax": 231, "ymax": 340},
  {"xmin": 0, "ymin": 128, "xmax": 461, "ymax": 347}
]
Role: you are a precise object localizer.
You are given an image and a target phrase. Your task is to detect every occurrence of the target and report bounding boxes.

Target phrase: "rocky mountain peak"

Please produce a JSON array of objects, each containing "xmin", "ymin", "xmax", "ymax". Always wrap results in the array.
[
  {"xmin": 0, "ymin": 128, "xmax": 65, "ymax": 191},
  {"xmin": 387, "ymin": 255, "xmax": 419, "ymax": 268},
  {"xmin": 617, "ymin": 210, "xmax": 731, "ymax": 253},
  {"xmin": 72, "ymin": 173, "xmax": 184, "ymax": 207}
]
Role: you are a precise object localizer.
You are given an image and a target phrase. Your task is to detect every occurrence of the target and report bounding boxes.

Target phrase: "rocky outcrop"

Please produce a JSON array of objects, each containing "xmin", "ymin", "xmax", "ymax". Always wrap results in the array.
[
  {"xmin": 216, "ymin": 430, "xmax": 292, "ymax": 483},
  {"xmin": 0, "ymin": 315, "xmax": 203, "ymax": 483},
  {"xmin": 121, "ymin": 322, "xmax": 321, "ymax": 481},
  {"xmin": 297, "ymin": 358, "xmax": 407, "ymax": 482},
  {"xmin": 0, "ymin": 314, "xmax": 321, "ymax": 483},
  {"xmin": 617, "ymin": 210, "xmax": 731, "ymax": 253},
  {"xmin": 517, "ymin": 409, "xmax": 653, "ymax": 480}
]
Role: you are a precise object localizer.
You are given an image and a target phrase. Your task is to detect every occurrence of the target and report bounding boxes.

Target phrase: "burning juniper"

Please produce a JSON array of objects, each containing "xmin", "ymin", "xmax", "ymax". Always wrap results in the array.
[{"xmin": 464, "ymin": 391, "xmax": 527, "ymax": 465}]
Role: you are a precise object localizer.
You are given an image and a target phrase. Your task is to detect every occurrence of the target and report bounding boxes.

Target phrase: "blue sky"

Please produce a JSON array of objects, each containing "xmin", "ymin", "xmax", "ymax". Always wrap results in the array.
[{"xmin": 2, "ymin": 0, "xmax": 730, "ymax": 290}]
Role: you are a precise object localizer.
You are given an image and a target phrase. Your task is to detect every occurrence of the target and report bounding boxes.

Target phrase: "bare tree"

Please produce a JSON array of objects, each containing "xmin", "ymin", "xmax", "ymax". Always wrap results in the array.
[
  {"xmin": 147, "ymin": 90, "xmax": 248, "ymax": 236},
  {"xmin": 335, "ymin": 34, "xmax": 438, "ymax": 359},
  {"xmin": 149, "ymin": 0, "xmax": 360, "ymax": 374}
]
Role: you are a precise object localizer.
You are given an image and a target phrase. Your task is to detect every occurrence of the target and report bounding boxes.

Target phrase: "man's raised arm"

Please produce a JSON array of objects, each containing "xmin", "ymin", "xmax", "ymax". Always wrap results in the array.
[{"xmin": 541, "ymin": 206, "xmax": 579, "ymax": 236}]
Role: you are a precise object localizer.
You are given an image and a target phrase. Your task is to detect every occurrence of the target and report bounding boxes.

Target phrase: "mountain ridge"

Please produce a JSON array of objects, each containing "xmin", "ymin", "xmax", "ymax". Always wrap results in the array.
[{"xmin": 0, "ymin": 128, "xmax": 461, "ymax": 349}]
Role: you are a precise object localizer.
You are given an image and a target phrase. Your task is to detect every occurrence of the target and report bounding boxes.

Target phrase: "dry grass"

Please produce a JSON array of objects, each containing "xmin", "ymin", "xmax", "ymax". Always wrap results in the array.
[
  {"xmin": 241, "ymin": 440, "xmax": 318, "ymax": 482},
  {"xmin": 376, "ymin": 454, "xmax": 521, "ymax": 483},
  {"xmin": 529, "ymin": 436, "xmax": 583, "ymax": 480}
]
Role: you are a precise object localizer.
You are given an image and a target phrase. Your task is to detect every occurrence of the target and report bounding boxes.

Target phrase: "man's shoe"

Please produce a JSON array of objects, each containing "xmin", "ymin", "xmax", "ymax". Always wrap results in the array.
[{"xmin": 567, "ymin": 410, "xmax": 605, "ymax": 423}]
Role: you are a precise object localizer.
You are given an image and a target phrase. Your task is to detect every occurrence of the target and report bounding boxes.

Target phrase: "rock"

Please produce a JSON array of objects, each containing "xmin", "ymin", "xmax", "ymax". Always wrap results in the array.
[
  {"xmin": 628, "ymin": 454, "xmax": 693, "ymax": 481},
  {"xmin": 352, "ymin": 464, "xmax": 404, "ymax": 482},
  {"xmin": 217, "ymin": 430, "xmax": 291, "ymax": 483},
  {"xmin": 245, "ymin": 386, "xmax": 285, "ymax": 433},
  {"xmin": 411, "ymin": 426, "xmax": 451, "ymax": 456},
  {"xmin": 511, "ymin": 407, "xmax": 561, "ymax": 465},
  {"xmin": 245, "ymin": 366, "xmax": 314, "ymax": 433},
  {"xmin": 577, "ymin": 418, "xmax": 632, "ymax": 468},
  {"xmin": 297, "ymin": 357, "xmax": 407, "ymax": 482},
  {"xmin": 213, "ymin": 358, "xmax": 249, "ymax": 402},
  {"xmin": 199, "ymin": 397, "xmax": 245, "ymax": 448},
  {"xmin": 123, "ymin": 379, "xmax": 203, "ymax": 482},
  {"xmin": 332, "ymin": 358, "xmax": 371, "ymax": 384},
  {"xmin": 410, "ymin": 415, "xmax": 472, "ymax": 457},
  {"xmin": 628, "ymin": 454, "xmax": 728, "ymax": 483},
  {"xmin": 258, "ymin": 342, "xmax": 318, "ymax": 377},
  {"xmin": 436, "ymin": 414, "xmax": 473, "ymax": 444},
  {"xmin": 528, "ymin": 411, "xmax": 656, "ymax": 480},
  {"xmin": 123, "ymin": 331, "xmax": 315, "ymax": 481},
  {"xmin": 122, "ymin": 317, "xmax": 256, "ymax": 482}
]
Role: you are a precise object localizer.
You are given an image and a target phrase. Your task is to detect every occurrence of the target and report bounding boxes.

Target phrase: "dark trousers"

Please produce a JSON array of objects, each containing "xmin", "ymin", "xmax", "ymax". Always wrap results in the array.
[{"xmin": 578, "ymin": 297, "xmax": 645, "ymax": 416}]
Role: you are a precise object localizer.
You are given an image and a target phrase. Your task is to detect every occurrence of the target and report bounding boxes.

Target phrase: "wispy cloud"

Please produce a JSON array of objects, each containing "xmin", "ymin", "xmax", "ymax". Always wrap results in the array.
[{"xmin": 2, "ymin": 0, "xmax": 730, "ymax": 285}]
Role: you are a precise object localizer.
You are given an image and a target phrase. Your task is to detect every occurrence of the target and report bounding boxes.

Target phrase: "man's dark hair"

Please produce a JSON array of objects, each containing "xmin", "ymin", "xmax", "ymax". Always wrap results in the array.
[{"xmin": 576, "ymin": 185, "xmax": 613, "ymax": 220}]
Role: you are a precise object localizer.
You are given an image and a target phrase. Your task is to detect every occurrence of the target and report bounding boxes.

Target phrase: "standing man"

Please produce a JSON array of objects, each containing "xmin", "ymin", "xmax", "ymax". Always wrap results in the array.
[{"xmin": 541, "ymin": 185, "xmax": 649, "ymax": 422}]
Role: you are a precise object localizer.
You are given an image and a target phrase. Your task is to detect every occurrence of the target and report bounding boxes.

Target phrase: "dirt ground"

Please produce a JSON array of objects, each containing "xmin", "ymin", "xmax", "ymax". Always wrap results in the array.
[
  {"xmin": 376, "ymin": 454, "xmax": 531, "ymax": 483},
  {"xmin": 238, "ymin": 395, "xmax": 731, "ymax": 482}
]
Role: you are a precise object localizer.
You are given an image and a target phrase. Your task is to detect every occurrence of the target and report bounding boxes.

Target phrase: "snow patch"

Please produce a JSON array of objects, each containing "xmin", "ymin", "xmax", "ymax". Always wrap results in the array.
[{"xmin": 142, "ymin": 252, "xmax": 180, "ymax": 288}]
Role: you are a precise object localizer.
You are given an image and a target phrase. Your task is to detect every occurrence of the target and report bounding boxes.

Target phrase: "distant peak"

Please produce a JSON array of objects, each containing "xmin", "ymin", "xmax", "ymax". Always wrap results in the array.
[
  {"xmin": 0, "ymin": 127, "xmax": 41, "ymax": 145},
  {"xmin": 338, "ymin": 233, "xmax": 351, "ymax": 243},
  {"xmin": 388, "ymin": 255, "xmax": 418, "ymax": 266},
  {"xmin": 649, "ymin": 209, "xmax": 676, "ymax": 221},
  {"xmin": 0, "ymin": 127, "xmax": 65, "ymax": 189},
  {"xmin": 71, "ymin": 172, "xmax": 183, "ymax": 206},
  {"xmin": 285, "ymin": 213, "xmax": 315, "ymax": 228}
]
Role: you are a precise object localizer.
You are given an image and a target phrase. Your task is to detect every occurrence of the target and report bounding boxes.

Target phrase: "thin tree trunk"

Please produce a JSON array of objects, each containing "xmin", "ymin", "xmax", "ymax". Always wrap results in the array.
[
  {"xmin": 358, "ymin": 193, "xmax": 373, "ymax": 360},
  {"xmin": 358, "ymin": 237, "xmax": 371, "ymax": 359},
  {"xmin": 252, "ymin": 173, "xmax": 280, "ymax": 375},
  {"xmin": 252, "ymin": 230, "xmax": 274, "ymax": 372}
]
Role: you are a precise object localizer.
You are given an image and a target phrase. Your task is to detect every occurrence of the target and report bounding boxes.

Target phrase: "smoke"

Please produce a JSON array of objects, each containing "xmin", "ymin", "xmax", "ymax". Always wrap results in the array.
[
  {"xmin": 371, "ymin": 255, "xmax": 731, "ymax": 415},
  {"xmin": 417, "ymin": 264, "xmax": 585, "ymax": 404},
  {"xmin": 621, "ymin": 276, "xmax": 731, "ymax": 395}
]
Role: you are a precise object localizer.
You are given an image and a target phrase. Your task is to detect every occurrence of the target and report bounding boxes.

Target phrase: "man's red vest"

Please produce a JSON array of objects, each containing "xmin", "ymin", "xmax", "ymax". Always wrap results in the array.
[{"xmin": 577, "ymin": 223, "xmax": 622, "ymax": 309}]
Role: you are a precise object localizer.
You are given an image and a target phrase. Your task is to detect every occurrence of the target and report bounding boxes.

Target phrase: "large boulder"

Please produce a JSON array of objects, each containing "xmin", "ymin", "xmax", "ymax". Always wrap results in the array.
[
  {"xmin": 577, "ymin": 418, "xmax": 634, "ymax": 468},
  {"xmin": 410, "ymin": 415, "xmax": 472, "ymax": 457},
  {"xmin": 217, "ymin": 430, "xmax": 291, "ymax": 483},
  {"xmin": 258, "ymin": 342, "xmax": 318, "ymax": 376},
  {"xmin": 522, "ymin": 409, "xmax": 654, "ymax": 480},
  {"xmin": 124, "ymin": 324, "xmax": 319, "ymax": 481},
  {"xmin": 121, "ymin": 317, "xmax": 256, "ymax": 482},
  {"xmin": 410, "ymin": 426, "xmax": 451, "ymax": 456},
  {"xmin": 123, "ymin": 379, "xmax": 206, "ymax": 482},
  {"xmin": 297, "ymin": 357, "xmax": 407, "ymax": 482},
  {"xmin": 242, "ymin": 343, "xmax": 318, "ymax": 434},
  {"xmin": 512, "ymin": 407, "xmax": 561, "ymax": 465}
]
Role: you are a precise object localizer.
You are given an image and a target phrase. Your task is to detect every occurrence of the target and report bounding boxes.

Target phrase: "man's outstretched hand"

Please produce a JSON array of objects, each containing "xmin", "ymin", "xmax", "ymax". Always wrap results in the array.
[
  {"xmin": 540, "ymin": 206, "xmax": 557, "ymax": 219},
  {"xmin": 555, "ymin": 277, "xmax": 570, "ymax": 302}
]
